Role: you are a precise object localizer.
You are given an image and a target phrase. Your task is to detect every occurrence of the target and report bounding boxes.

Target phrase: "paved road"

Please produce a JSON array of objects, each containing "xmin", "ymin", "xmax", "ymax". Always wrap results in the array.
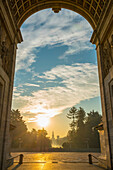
[
  {"xmin": 8, "ymin": 152, "xmax": 106, "ymax": 170},
  {"xmin": 10, "ymin": 152, "xmax": 101, "ymax": 163},
  {"xmin": 9, "ymin": 162, "xmax": 106, "ymax": 170}
]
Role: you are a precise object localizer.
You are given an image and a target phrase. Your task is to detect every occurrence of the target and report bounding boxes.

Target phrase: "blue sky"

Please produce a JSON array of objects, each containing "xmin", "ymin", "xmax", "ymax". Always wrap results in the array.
[{"xmin": 12, "ymin": 9, "xmax": 101, "ymax": 137}]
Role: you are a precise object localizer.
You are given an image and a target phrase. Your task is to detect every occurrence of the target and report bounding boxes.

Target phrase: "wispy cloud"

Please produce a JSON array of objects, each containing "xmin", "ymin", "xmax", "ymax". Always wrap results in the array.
[
  {"xmin": 24, "ymin": 83, "xmax": 40, "ymax": 87},
  {"xmin": 16, "ymin": 9, "xmax": 93, "ymax": 72},
  {"xmin": 13, "ymin": 63, "xmax": 99, "ymax": 122},
  {"xmin": 12, "ymin": 10, "xmax": 98, "ymax": 124}
]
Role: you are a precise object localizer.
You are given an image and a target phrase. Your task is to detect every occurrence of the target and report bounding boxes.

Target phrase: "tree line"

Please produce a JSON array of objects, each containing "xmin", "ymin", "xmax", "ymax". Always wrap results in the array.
[
  {"xmin": 10, "ymin": 107, "xmax": 101, "ymax": 151},
  {"xmin": 62, "ymin": 107, "xmax": 102, "ymax": 150},
  {"xmin": 10, "ymin": 109, "xmax": 51, "ymax": 151}
]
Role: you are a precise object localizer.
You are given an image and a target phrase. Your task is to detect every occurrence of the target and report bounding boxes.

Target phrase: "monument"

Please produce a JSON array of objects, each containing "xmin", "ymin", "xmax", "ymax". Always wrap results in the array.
[{"xmin": 0, "ymin": 0, "xmax": 113, "ymax": 169}]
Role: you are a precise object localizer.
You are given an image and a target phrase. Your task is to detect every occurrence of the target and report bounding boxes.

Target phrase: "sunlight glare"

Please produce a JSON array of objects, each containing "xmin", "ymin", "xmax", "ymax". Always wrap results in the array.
[{"xmin": 37, "ymin": 116, "xmax": 50, "ymax": 128}]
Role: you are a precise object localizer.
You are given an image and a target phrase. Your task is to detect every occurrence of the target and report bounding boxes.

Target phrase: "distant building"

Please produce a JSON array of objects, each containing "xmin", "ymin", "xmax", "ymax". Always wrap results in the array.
[
  {"xmin": 52, "ymin": 131, "xmax": 56, "ymax": 146},
  {"xmin": 52, "ymin": 131, "xmax": 55, "ymax": 139},
  {"xmin": 51, "ymin": 132, "xmax": 67, "ymax": 147}
]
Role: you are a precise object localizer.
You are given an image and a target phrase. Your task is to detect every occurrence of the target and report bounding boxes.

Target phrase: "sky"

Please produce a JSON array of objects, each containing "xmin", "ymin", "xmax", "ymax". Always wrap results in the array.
[{"xmin": 12, "ymin": 9, "xmax": 102, "ymax": 138}]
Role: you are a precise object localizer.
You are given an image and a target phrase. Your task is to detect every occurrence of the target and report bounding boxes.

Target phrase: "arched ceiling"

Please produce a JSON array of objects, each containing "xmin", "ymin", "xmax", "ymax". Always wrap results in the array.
[{"xmin": 9, "ymin": 0, "xmax": 107, "ymax": 29}]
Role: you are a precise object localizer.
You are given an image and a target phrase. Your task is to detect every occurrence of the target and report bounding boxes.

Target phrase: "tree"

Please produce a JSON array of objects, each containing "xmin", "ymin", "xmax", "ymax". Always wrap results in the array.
[
  {"xmin": 66, "ymin": 107, "xmax": 102, "ymax": 150},
  {"xmin": 62, "ymin": 142, "xmax": 70, "ymax": 150},
  {"xmin": 76, "ymin": 107, "xmax": 86, "ymax": 130},
  {"xmin": 37, "ymin": 128, "xmax": 51, "ymax": 151},
  {"xmin": 67, "ymin": 107, "xmax": 77, "ymax": 130},
  {"xmin": 10, "ymin": 109, "xmax": 27, "ymax": 148},
  {"xmin": 10, "ymin": 109, "xmax": 51, "ymax": 151},
  {"xmin": 84, "ymin": 110, "xmax": 102, "ymax": 148}
]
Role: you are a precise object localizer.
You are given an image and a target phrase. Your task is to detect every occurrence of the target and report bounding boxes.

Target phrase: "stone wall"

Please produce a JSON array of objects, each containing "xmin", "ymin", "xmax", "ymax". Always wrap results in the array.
[{"xmin": 0, "ymin": 1, "xmax": 22, "ymax": 169}]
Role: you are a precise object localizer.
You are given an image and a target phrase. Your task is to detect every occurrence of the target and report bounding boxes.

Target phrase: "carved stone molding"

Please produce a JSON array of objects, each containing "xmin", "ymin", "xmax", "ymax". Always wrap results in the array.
[
  {"xmin": 0, "ymin": 20, "xmax": 12, "ymax": 77},
  {"xmin": 0, "ymin": 20, "xmax": 2, "ymax": 66},
  {"xmin": 111, "ymin": 35, "xmax": 113, "ymax": 48},
  {"xmin": 102, "ymin": 37, "xmax": 113, "ymax": 78},
  {"xmin": 1, "ymin": 41, "xmax": 10, "ymax": 77}
]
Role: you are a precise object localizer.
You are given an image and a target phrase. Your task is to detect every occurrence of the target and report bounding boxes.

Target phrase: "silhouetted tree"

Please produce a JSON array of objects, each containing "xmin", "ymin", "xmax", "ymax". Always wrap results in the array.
[
  {"xmin": 10, "ymin": 109, "xmax": 27, "ymax": 148},
  {"xmin": 76, "ymin": 107, "xmax": 86, "ymax": 130},
  {"xmin": 37, "ymin": 128, "xmax": 51, "ymax": 151},
  {"xmin": 84, "ymin": 110, "xmax": 102, "ymax": 148},
  {"xmin": 10, "ymin": 110, "xmax": 51, "ymax": 151},
  {"xmin": 67, "ymin": 107, "xmax": 77, "ymax": 130},
  {"xmin": 63, "ymin": 107, "xmax": 102, "ymax": 150}
]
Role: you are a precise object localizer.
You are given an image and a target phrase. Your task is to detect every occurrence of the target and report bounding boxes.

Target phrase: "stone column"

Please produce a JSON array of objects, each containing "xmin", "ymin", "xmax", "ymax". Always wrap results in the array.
[
  {"xmin": 96, "ymin": 38, "xmax": 113, "ymax": 169},
  {"xmin": 2, "ymin": 41, "xmax": 17, "ymax": 169},
  {"xmin": 0, "ymin": 0, "xmax": 23, "ymax": 168},
  {"xmin": 0, "ymin": 39, "xmax": 17, "ymax": 169}
]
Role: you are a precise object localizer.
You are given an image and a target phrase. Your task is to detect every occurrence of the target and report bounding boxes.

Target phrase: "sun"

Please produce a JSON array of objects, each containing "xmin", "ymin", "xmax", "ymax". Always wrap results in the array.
[{"xmin": 37, "ymin": 116, "xmax": 50, "ymax": 128}]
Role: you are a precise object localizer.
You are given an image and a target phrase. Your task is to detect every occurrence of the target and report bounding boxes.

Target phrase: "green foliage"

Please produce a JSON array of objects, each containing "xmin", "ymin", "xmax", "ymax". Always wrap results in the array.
[
  {"xmin": 62, "ymin": 142, "xmax": 70, "ymax": 150},
  {"xmin": 67, "ymin": 107, "xmax": 77, "ymax": 120},
  {"xmin": 76, "ymin": 107, "xmax": 86, "ymax": 129},
  {"xmin": 10, "ymin": 109, "xmax": 27, "ymax": 148},
  {"xmin": 67, "ymin": 107, "xmax": 77, "ymax": 130},
  {"xmin": 37, "ymin": 128, "xmax": 51, "ymax": 151},
  {"xmin": 63, "ymin": 107, "xmax": 102, "ymax": 150},
  {"xmin": 84, "ymin": 110, "xmax": 102, "ymax": 148},
  {"xmin": 10, "ymin": 110, "xmax": 51, "ymax": 151}
]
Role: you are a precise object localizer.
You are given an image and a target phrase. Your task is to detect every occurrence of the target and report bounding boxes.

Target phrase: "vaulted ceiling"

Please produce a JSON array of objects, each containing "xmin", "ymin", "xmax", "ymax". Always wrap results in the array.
[{"xmin": 9, "ymin": 0, "xmax": 107, "ymax": 29}]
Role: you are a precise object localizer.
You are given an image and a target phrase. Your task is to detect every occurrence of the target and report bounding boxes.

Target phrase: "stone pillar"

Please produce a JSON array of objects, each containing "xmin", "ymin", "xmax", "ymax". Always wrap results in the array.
[
  {"xmin": 2, "ymin": 43, "xmax": 17, "ymax": 170},
  {"xmin": 0, "ymin": 1, "xmax": 22, "ymax": 169},
  {"xmin": 0, "ymin": 36, "xmax": 17, "ymax": 169},
  {"xmin": 96, "ymin": 42, "xmax": 112, "ymax": 169},
  {"xmin": 0, "ymin": 65, "xmax": 10, "ymax": 170},
  {"xmin": 103, "ymin": 37, "xmax": 113, "ymax": 170},
  {"xmin": 94, "ymin": 32, "xmax": 113, "ymax": 169}
]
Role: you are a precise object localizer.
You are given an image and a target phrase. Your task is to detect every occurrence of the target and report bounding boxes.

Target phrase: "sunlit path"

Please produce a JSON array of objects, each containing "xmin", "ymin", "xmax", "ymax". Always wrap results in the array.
[
  {"xmin": 8, "ymin": 162, "xmax": 104, "ymax": 170},
  {"xmin": 8, "ymin": 152, "xmax": 105, "ymax": 170},
  {"xmin": 10, "ymin": 152, "xmax": 101, "ymax": 163}
]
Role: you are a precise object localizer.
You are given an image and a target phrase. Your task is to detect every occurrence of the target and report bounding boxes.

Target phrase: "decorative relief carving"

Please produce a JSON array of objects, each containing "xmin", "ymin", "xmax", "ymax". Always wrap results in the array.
[
  {"xmin": 111, "ymin": 35, "xmax": 113, "ymax": 48},
  {"xmin": 102, "ymin": 38, "xmax": 113, "ymax": 78},
  {"xmin": 1, "ymin": 41, "xmax": 8, "ymax": 61},
  {"xmin": 0, "ymin": 20, "xmax": 2, "ymax": 66},
  {"xmin": 0, "ymin": 20, "xmax": 11, "ymax": 77},
  {"xmin": 1, "ymin": 40, "xmax": 10, "ymax": 76}
]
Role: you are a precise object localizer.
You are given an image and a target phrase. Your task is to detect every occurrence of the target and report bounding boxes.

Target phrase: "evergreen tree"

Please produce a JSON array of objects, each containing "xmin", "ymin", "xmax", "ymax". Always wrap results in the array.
[
  {"xmin": 67, "ymin": 107, "xmax": 77, "ymax": 130},
  {"xmin": 84, "ymin": 110, "xmax": 102, "ymax": 148},
  {"xmin": 64, "ymin": 107, "xmax": 102, "ymax": 150}
]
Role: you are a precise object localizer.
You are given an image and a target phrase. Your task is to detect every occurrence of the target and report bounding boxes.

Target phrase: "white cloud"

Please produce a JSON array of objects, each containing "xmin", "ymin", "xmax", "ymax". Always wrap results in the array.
[
  {"xmin": 13, "ymin": 63, "xmax": 100, "ymax": 122},
  {"xmin": 13, "ymin": 10, "xmax": 98, "ymax": 123},
  {"xmin": 12, "ymin": 87, "xmax": 24, "ymax": 98},
  {"xmin": 16, "ymin": 9, "xmax": 93, "ymax": 72},
  {"xmin": 24, "ymin": 83, "xmax": 40, "ymax": 87}
]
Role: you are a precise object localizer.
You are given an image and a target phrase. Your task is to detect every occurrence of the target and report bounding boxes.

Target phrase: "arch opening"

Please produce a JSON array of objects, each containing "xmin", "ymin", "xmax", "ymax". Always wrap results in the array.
[{"xmin": 11, "ymin": 9, "xmax": 102, "ymax": 154}]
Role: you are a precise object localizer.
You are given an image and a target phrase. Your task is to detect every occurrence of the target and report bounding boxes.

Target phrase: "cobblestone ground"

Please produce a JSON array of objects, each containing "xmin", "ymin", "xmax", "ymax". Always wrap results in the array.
[{"xmin": 8, "ymin": 152, "xmax": 106, "ymax": 170}]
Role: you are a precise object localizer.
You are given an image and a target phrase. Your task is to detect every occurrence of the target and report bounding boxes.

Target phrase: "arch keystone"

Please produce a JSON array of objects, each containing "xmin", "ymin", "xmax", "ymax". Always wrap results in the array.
[{"xmin": 52, "ymin": 7, "xmax": 61, "ymax": 13}]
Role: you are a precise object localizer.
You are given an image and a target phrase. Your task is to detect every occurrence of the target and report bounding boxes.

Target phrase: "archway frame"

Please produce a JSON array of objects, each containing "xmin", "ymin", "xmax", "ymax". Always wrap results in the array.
[
  {"xmin": 0, "ymin": 0, "xmax": 113, "ymax": 169},
  {"xmin": 9, "ymin": 0, "xmax": 107, "ymax": 29}
]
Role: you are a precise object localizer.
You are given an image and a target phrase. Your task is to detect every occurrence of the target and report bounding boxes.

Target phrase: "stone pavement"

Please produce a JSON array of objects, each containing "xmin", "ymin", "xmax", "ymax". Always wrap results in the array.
[{"xmin": 8, "ymin": 162, "xmax": 106, "ymax": 170}]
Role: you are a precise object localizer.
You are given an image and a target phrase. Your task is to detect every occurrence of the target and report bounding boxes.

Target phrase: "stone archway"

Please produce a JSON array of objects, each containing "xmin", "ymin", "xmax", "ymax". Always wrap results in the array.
[
  {"xmin": 0, "ymin": 0, "xmax": 113, "ymax": 169},
  {"xmin": 10, "ymin": 0, "xmax": 105, "ymax": 29}
]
